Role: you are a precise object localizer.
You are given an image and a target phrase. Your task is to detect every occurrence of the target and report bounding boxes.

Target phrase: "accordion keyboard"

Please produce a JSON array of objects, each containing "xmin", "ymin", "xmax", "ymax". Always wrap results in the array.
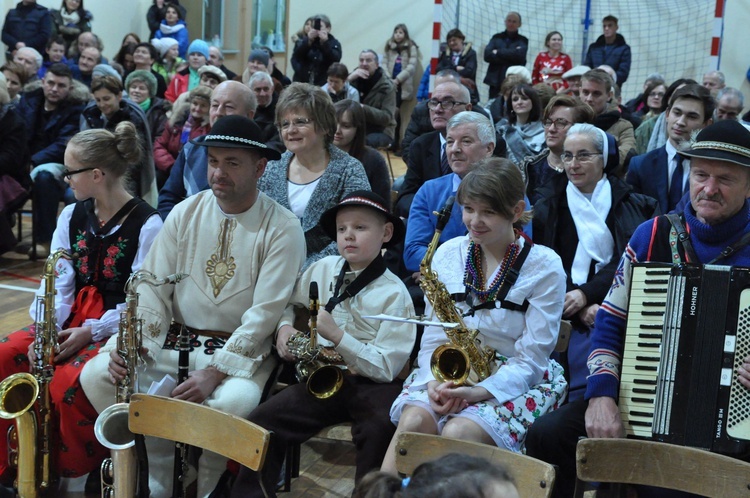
[{"xmin": 620, "ymin": 264, "xmax": 672, "ymax": 438}]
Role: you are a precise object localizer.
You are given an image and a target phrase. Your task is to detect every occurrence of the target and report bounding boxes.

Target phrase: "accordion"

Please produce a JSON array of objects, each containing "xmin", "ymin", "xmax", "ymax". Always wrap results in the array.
[{"xmin": 619, "ymin": 263, "xmax": 750, "ymax": 455}]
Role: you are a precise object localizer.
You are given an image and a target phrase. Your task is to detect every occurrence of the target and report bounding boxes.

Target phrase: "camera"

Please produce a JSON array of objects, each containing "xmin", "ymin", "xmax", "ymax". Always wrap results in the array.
[{"xmin": 313, "ymin": 18, "xmax": 322, "ymax": 30}]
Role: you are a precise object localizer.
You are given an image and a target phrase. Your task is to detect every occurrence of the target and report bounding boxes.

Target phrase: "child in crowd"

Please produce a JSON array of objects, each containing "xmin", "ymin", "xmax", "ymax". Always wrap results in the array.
[{"xmin": 229, "ymin": 191, "xmax": 417, "ymax": 497}]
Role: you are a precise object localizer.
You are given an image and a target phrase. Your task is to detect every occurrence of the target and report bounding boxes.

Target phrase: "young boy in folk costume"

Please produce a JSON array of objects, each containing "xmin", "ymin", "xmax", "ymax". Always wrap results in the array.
[{"xmin": 229, "ymin": 191, "xmax": 416, "ymax": 496}]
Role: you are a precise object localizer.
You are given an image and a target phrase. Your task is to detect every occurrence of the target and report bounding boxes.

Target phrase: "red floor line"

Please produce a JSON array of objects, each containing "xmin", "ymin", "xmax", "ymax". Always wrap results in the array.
[{"xmin": 0, "ymin": 271, "xmax": 41, "ymax": 284}]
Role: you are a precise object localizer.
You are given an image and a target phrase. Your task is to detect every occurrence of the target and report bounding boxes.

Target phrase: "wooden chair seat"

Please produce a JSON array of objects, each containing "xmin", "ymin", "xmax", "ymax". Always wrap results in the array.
[
  {"xmin": 128, "ymin": 393, "xmax": 274, "ymax": 497},
  {"xmin": 395, "ymin": 432, "xmax": 556, "ymax": 498},
  {"xmin": 575, "ymin": 438, "xmax": 750, "ymax": 497}
]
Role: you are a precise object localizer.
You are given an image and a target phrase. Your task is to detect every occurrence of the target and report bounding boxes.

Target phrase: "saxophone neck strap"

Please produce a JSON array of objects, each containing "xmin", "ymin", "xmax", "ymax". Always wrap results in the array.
[
  {"xmin": 459, "ymin": 238, "xmax": 532, "ymax": 316},
  {"xmin": 324, "ymin": 254, "xmax": 387, "ymax": 313}
]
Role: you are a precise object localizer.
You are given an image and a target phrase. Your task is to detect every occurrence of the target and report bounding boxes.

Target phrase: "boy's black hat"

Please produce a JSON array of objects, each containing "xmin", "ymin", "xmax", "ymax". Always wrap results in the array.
[{"xmin": 319, "ymin": 191, "xmax": 405, "ymax": 248}]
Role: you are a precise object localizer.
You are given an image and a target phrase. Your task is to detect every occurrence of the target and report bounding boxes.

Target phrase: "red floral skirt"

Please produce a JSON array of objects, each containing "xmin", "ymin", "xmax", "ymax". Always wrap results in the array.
[{"xmin": 0, "ymin": 326, "xmax": 109, "ymax": 479}]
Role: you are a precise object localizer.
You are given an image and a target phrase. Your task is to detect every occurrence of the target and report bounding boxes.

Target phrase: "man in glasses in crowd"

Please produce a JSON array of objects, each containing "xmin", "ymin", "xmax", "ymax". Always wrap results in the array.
[{"xmin": 395, "ymin": 81, "xmax": 473, "ymax": 217}]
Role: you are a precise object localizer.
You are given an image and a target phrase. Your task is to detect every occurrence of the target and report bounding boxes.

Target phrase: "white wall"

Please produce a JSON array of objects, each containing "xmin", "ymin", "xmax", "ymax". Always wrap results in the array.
[{"xmin": 2, "ymin": 0, "xmax": 152, "ymax": 62}]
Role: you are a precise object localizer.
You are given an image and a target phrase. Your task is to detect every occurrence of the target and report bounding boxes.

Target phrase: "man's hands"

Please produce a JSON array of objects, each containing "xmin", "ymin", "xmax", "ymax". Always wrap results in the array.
[
  {"xmin": 171, "ymin": 367, "xmax": 227, "ymax": 403},
  {"xmin": 585, "ymin": 396, "xmax": 625, "ymax": 438},
  {"xmin": 348, "ymin": 68, "xmax": 369, "ymax": 82},
  {"xmin": 108, "ymin": 349, "xmax": 226, "ymax": 404}
]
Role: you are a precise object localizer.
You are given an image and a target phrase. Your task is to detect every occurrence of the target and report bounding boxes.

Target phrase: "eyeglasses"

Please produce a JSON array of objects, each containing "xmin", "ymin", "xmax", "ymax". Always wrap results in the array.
[
  {"xmin": 278, "ymin": 117, "xmax": 314, "ymax": 131},
  {"xmin": 649, "ymin": 92, "xmax": 665, "ymax": 99},
  {"xmin": 62, "ymin": 167, "xmax": 100, "ymax": 180},
  {"xmin": 561, "ymin": 151, "xmax": 600, "ymax": 164},
  {"xmin": 542, "ymin": 118, "xmax": 573, "ymax": 130},
  {"xmin": 427, "ymin": 99, "xmax": 468, "ymax": 110}
]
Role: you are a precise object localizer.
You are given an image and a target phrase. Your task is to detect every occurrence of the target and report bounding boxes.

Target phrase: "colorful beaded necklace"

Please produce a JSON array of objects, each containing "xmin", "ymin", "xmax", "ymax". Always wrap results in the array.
[{"xmin": 463, "ymin": 238, "xmax": 520, "ymax": 304}]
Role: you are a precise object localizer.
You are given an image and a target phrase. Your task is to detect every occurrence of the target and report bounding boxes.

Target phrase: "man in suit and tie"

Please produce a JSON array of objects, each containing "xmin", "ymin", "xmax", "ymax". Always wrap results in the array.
[
  {"xmin": 626, "ymin": 84, "xmax": 714, "ymax": 213},
  {"xmin": 395, "ymin": 81, "xmax": 472, "ymax": 217}
]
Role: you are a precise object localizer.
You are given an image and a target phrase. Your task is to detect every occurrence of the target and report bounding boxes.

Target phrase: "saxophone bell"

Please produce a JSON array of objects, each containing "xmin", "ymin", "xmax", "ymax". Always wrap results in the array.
[
  {"xmin": 430, "ymin": 344, "xmax": 472, "ymax": 385},
  {"xmin": 94, "ymin": 403, "xmax": 137, "ymax": 498},
  {"xmin": 0, "ymin": 373, "xmax": 39, "ymax": 498},
  {"xmin": 287, "ymin": 282, "xmax": 346, "ymax": 399}
]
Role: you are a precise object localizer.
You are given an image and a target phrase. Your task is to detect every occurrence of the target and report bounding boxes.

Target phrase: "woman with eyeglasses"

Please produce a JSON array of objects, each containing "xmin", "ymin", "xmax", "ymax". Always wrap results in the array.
[
  {"xmin": 0, "ymin": 122, "xmax": 162, "ymax": 487},
  {"xmin": 633, "ymin": 79, "xmax": 668, "ymax": 122},
  {"xmin": 258, "ymin": 82, "xmax": 370, "ymax": 269},
  {"xmin": 496, "ymin": 83, "xmax": 546, "ymax": 167},
  {"xmin": 530, "ymin": 124, "xmax": 657, "ymax": 404},
  {"xmin": 523, "ymin": 95, "xmax": 595, "ymax": 205}
]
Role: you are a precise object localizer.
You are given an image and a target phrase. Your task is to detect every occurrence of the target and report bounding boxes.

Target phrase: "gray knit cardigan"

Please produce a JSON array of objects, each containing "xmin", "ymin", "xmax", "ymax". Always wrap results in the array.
[{"xmin": 258, "ymin": 144, "xmax": 371, "ymax": 269}]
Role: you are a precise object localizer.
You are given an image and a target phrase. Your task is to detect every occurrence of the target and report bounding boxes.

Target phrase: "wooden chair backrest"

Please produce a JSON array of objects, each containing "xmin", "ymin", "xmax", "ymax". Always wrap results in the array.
[
  {"xmin": 395, "ymin": 432, "xmax": 556, "ymax": 498},
  {"xmin": 128, "ymin": 394, "xmax": 271, "ymax": 473},
  {"xmin": 576, "ymin": 438, "xmax": 750, "ymax": 497},
  {"xmin": 555, "ymin": 320, "xmax": 572, "ymax": 353}
]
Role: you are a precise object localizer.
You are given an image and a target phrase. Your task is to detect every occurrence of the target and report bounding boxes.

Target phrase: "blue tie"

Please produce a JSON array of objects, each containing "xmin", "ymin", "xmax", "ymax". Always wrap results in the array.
[
  {"xmin": 668, "ymin": 156, "xmax": 684, "ymax": 211},
  {"xmin": 441, "ymin": 143, "xmax": 450, "ymax": 175}
]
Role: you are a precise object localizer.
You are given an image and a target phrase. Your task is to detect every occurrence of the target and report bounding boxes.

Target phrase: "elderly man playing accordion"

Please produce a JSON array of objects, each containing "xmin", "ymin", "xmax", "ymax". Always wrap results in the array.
[
  {"xmin": 80, "ymin": 115, "xmax": 305, "ymax": 498},
  {"xmin": 526, "ymin": 119, "xmax": 750, "ymax": 498}
]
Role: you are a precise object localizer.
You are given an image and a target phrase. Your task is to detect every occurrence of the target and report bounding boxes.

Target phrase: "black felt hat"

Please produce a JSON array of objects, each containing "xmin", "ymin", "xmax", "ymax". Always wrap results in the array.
[
  {"xmin": 319, "ymin": 191, "xmax": 405, "ymax": 248},
  {"xmin": 678, "ymin": 119, "xmax": 750, "ymax": 168},
  {"xmin": 191, "ymin": 115, "xmax": 281, "ymax": 160}
]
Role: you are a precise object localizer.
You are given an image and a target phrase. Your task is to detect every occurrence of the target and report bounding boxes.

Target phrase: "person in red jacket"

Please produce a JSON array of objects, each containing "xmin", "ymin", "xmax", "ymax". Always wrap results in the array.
[
  {"xmin": 164, "ymin": 37, "xmax": 208, "ymax": 102},
  {"xmin": 153, "ymin": 85, "xmax": 211, "ymax": 188}
]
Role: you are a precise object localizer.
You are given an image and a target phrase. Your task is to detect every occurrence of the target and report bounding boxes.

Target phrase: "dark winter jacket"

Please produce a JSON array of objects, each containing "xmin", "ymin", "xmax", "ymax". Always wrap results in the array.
[
  {"xmin": 17, "ymin": 84, "xmax": 87, "ymax": 166},
  {"xmin": 532, "ymin": 173, "xmax": 658, "ymax": 307},
  {"xmin": 291, "ymin": 33, "xmax": 342, "ymax": 86},
  {"xmin": 583, "ymin": 33, "xmax": 632, "ymax": 85},
  {"xmin": 483, "ymin": 31, "xmax": 528, "ymax": 90},
  {"xmin": 0, "ymin": 105, "xmax": 30, "ymax": 188},
  {"xmin": 437, "ymin": 42, "xmax": 477, "ymax": 82},
  {"xmin": 2, "ymin": 1, "xmax": 51, "ymax": 54}
]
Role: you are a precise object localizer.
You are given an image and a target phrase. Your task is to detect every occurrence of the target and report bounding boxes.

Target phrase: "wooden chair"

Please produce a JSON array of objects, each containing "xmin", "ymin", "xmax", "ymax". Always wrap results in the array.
[
  {"xmin": 377, "ymin": 145, "xmax": 396, "ymax": 180},
  {"xmin": 13, "ymin": 192, "xmax": 37, "ymax": 260},
  {"xmin": 575, "ymin": 438, "xmax": 750, "ymax": 497},
  {"xmin": 127, "ymin": 393, "xmax": 275, "ymax": 498},
  {"xmin": 555, "ymin": 319, "xmax": 572, "ymax": 353},
  {"xmin": 395, "ymin": 432, "xmax": 556, "ymax": 498}
]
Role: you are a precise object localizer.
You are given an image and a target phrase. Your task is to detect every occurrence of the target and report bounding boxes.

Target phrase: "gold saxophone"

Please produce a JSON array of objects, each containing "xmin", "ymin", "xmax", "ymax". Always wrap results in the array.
[
  {"xmin": 94, "ymin": 270, "xmax": 187, "ymax": 498},
  {"xmin": 0, "ymin": 248, "xmax": 82, "ymax": 497},
  {"xmin": 286, "ymin": 282, "xmax": 345, "ymax": 399},
  {"xmin": 419, "ymin": 196, "xmax": 496, "ymax": 386}
]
